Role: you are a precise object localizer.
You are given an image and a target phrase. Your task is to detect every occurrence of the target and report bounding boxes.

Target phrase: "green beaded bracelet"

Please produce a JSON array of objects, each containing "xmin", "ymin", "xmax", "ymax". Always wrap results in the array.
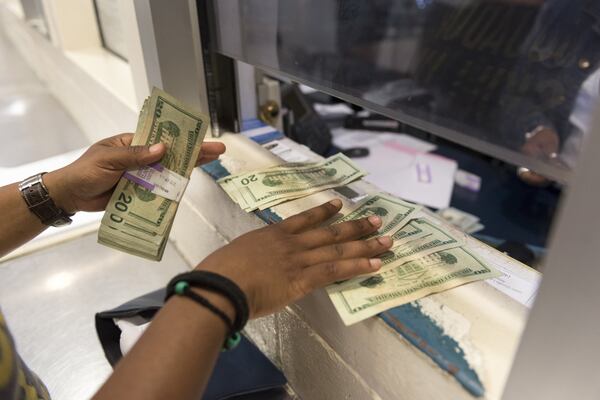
[
  {"xmin": 222, "ymin": 332, "xmax": 242, "ymax": 352},
  {"xmin": 174, "ymin": 280, "xmax": 189, "ymax": 294}
]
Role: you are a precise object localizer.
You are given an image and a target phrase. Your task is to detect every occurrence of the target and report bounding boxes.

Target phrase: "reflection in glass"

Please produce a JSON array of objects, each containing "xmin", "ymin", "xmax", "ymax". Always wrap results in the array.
[
  {"xmin": 94, "ymin": 0, "xmax": 128, "ymax": 60},
  {"xmin": 210, "ymin": 0, "xmax": 600, "ymax": 181},
  {"xmin": 20, "ymin": 0, "xmax": 50, "ymax": 38}
]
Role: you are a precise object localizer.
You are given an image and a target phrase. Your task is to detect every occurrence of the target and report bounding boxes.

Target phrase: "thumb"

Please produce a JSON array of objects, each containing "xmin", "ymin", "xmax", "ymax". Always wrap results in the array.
[{"xmin": 104, "ymin": 143, "xmax": 166, "ymax": 170}]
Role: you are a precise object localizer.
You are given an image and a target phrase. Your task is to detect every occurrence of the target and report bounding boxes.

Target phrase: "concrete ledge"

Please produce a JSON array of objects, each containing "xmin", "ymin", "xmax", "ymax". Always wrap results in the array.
[{"xmin": 166, "ymin": 133, "xmax": 531, "ymax": 399}]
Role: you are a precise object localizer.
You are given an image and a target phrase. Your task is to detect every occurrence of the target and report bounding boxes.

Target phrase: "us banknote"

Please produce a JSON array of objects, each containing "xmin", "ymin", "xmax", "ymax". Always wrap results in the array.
[
  {"xmin": 218, "ymin": 154, "xmax": 366, "ymax": 211},
  {"xmin": 333, "ymin": 193, "xmax": 420, "ymax": 240},
  {"xmin": 327, "ymin": 246, "xmax": 500, "ymax": 325},
  {"xmin": 380, "ymin": 218, "xmax": 463, "ymax": 270},
  {"xmin": 98, "ymin": 87, "xmax": 209, "ymax": 260}
]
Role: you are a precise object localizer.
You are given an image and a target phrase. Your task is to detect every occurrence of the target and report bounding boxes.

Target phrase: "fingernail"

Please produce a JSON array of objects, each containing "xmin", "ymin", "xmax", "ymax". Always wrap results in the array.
[
  {"xmin": 149, "ymin": 143, "xmax": 163, "ymax": 154},
  {"xmin": 369, "ymin": 258, "xmax": 382, "ymax": 269},
  {"xmin": 329, "ymin": 199, "xmax": 342, "ymax": 208},
  {"xmin": 377, "ymin": 236, "xmax": 392, "ymax": 247},
  {"xmin": 368, "ymin": 215, "xmax": 381, "ymax": 226}
]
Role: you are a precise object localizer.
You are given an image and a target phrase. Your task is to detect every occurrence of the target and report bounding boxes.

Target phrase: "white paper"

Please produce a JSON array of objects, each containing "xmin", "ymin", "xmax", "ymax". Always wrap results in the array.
[
  {"xmin": 332, "ymin": 129, "xmax": 455, "ymax": 209},
  {"xmin": 486, "ymin": 268, "xmax": 540, "ymax": 308},
  {"xmin": 332, "ymin": 128, "xmax": 437, "ymax": 153},
  {"xmin": 455, "ymin": 169, "xmax": 482, "ymax": 192},
  {"xmin": 469, "ymin": 239, "xmax": 541, "ymax": 308},
  {"xmin": 423, "ymin": 209, "xmax": 541, "ymax": 308},
  {"xmin": 314, "ymin": 103, "xmax": 355, "ymax": 116},
  {"xmin": 115, "ymin": 318, "xmax": 151, "ymax": 355},
  {"xmin": 263, "ymin": 140, "xmax": 310, "ymax": 163}
]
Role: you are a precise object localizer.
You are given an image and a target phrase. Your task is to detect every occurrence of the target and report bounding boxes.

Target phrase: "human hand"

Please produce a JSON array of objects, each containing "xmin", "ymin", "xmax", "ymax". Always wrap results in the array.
[
  {"xmin": 518, "ymin": 126, "xmax": 560, "ymax": 186},
  {"xmin": 521, "ymin": 126, "xmax": 559, "ymax": 160},
  {"xmin": 44, "ymin": 133, "xmax": 226, "ymax": 213},
  {"xmin": 195, "ymin": 199, "xmax": 393, "ymax": 318}
]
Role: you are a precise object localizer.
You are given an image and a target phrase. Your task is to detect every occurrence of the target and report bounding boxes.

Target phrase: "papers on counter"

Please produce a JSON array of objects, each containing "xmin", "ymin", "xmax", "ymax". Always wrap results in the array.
[
  {"xmin": 437, "ymin": 207, "xmax": 484, "ymax": 234},
  {"xmin": 263, "ymin": 140, "xmax": 311, "ymax": 163},
  {"xmin": 333, "ymin": 128, "xmax": 437, "ymax": 153},
  {"xmin": 332, "ymin": 128, "xmax": 456, "ymax": 209},
  {"xmin": 455, "ymin": 169, "xmax": 482, "ymax": 192},
  {"xmin": 313, "ymin": 103, "xmax": 355, "ymax": 116}
]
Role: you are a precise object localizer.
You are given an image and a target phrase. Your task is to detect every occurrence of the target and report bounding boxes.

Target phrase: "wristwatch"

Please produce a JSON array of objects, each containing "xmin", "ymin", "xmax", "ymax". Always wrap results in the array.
[{"xmin": 19, "ymin": 173, "xmax": 73, "ymax": 227}]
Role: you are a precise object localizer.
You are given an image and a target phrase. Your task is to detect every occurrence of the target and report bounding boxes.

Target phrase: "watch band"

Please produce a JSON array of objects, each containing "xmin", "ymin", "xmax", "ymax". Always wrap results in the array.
[{"xmin": 19, "ymin": 173, "xmax": 73, "ymax": 227}]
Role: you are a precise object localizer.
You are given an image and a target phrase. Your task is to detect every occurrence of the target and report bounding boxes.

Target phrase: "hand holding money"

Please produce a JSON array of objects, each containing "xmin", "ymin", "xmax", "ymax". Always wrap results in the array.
[
  {"xmin": 44, "ymin": 134, "xmax": 168, "ymax": 214},
  {"xmin": 97, "ymin": 88, "xmax": 220, "ymax": 260},
  {"xmin": 44, "ymin": 130, "xmax": 223, "ymax": 263}
]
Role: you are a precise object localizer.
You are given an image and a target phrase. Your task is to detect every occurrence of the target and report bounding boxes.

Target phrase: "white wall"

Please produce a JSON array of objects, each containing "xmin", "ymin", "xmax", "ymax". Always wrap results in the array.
[{"xmin": 0, "ymin": 2, "xmax": 139, "ymax": 142}]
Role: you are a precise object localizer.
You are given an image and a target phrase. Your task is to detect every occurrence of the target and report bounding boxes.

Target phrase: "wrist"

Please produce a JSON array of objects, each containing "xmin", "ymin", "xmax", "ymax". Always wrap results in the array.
[
  {"xmin": 43, "ymin": 169, "xmax": 78, "ymax": 214},
  {"xmin": 194, "ymin": 263, "xmax": 254, "ymax": 318},
  {"xmin": 189, "ymin": 287, "xmax": 236, "ymax": 324},
  {"xmin": 168, "ymin": 269, "xmax": 249, "ymax": 335}
]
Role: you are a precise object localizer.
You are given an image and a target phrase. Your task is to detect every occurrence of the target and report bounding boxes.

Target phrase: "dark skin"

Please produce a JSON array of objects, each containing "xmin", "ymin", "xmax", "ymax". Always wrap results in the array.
[
  {"xmin": 0, "ymin": 133, "xmax": 225, "ymax": 256},
  {"xmin": 518, "ymin": 127, "xmax": 560, "ymax": 186},
  {"xmin": 2, "ymin": 133, "xmax": 393, "ymax": 400},
  {"xmin": 94, "ymin": 200, "xmax": 390, "ymax": 400}
]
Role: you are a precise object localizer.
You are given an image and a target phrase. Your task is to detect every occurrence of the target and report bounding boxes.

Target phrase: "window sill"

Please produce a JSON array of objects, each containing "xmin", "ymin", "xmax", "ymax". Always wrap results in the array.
[{"xmin": 65, "ymin": 47, "xmax": 137, "ymax": 111}]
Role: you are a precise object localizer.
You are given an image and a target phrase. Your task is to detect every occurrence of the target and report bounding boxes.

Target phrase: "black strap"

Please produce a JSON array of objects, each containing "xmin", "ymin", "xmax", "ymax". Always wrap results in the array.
[
  {"xmin": 19, "ymin": 173, "xmax": 73, "ymax": 227},
  {"xmin": 182, "ymin": 286, "xmax": 234, "ymax": 332},
  {"xmin": 166, "ymin": 271, "xmax": 249, "ymax": 333}
]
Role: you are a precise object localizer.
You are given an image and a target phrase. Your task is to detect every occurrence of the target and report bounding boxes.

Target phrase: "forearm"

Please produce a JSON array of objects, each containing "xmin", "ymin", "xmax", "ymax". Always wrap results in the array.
[
  {"xmin": 92, "ymin": 200, "xmax": 390, "ymax": 399},
  {"xmin": 0, "ymin": 182, "xmax": 47, "ymax": 256},
  {"xmin": 92, "ymin": 289, "xmax": 232, "ymax": 400},
  {"xmin": 0, "ymin": 171, "xmax": 73, "ymax": 257}
]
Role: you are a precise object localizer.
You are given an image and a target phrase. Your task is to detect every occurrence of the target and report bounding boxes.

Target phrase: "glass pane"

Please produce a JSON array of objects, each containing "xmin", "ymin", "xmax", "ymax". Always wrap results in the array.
[
  {"xmin": 94, "ymin": 0, "xmax": 128, "ymax": 60},
  {"xmin": 20, "ymin": 0, "xmax": 50, "ymax": 38},
  {"xmin": 209, "ymin": 0, "xmax": 600, "ymax": 182}
]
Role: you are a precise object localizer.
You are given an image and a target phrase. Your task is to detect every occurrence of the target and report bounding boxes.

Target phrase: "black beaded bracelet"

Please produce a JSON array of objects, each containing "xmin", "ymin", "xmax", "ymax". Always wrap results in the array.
[{"xmin": 165, "ymin": 271, "xmax": 249, "ymax": 350}]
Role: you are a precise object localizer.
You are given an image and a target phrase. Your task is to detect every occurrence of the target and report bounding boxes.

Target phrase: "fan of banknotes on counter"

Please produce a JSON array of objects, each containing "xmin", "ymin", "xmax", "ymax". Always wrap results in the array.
[{"xmin": 218, "ymin": 161, "xmax": 500, "ymax": 325}]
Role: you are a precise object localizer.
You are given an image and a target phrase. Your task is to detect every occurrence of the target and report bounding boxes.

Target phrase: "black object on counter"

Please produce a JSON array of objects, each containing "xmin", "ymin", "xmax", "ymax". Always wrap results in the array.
[
  {"xmin": 496, "ymin": 240, "xmax": 536, "ymax": 267},
  {"xmin": 96, "ymin": 289, "xmax": 287, "ymax": 400},
  {"xmin": 282, "ymin": 84, "xmax": 332, "ymax": 156},
  {"xmin": 341, "ymin": 147, "xmax": 370, "ymax": 158}
]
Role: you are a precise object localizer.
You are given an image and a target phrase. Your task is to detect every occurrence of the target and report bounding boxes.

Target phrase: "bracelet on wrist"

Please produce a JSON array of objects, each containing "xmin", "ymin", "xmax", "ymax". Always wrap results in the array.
[{"xmin": 165, "ymin": 271, "xmax": 249, "ymax": 351}]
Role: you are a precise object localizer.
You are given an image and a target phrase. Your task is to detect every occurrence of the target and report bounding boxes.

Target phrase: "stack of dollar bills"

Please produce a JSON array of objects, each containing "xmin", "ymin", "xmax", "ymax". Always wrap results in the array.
[
  {"xmin": 219, "ymin": 158, "xmax": 501, "ymax": 324},
  {"xmin": 217, "ymin": 153, "xmax": 366, "ymax": 212},
  {"xmin": 437, "ymin": 207, "xmax": 485, "ymax": 234},
  {"xmin": 98, "ymin": 88, "xmax": 208, "ymax": 261},
  {"xmin": 326, "ymin": 194, "xmax": 500, "ymax": 325}
]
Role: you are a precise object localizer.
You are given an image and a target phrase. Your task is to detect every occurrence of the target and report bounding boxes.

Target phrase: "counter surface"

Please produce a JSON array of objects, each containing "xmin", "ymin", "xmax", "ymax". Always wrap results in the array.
[{"xmin": 169, "ymin": 133, "xmax": 536, "ymax": 399}]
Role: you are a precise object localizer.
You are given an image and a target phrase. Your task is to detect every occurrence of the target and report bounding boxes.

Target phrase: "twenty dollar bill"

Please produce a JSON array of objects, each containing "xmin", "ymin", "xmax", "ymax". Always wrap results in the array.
[
  {"xmin": 327, "ymin": 247, "xmax": 500, "ymax": 325},
  {"xmin": 98, "ymin": 87, "xmax": 209, "ymax": 260},
  {"xmin": 218, "ymin": 154, "xmax": 366, "ymax": 211}
]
